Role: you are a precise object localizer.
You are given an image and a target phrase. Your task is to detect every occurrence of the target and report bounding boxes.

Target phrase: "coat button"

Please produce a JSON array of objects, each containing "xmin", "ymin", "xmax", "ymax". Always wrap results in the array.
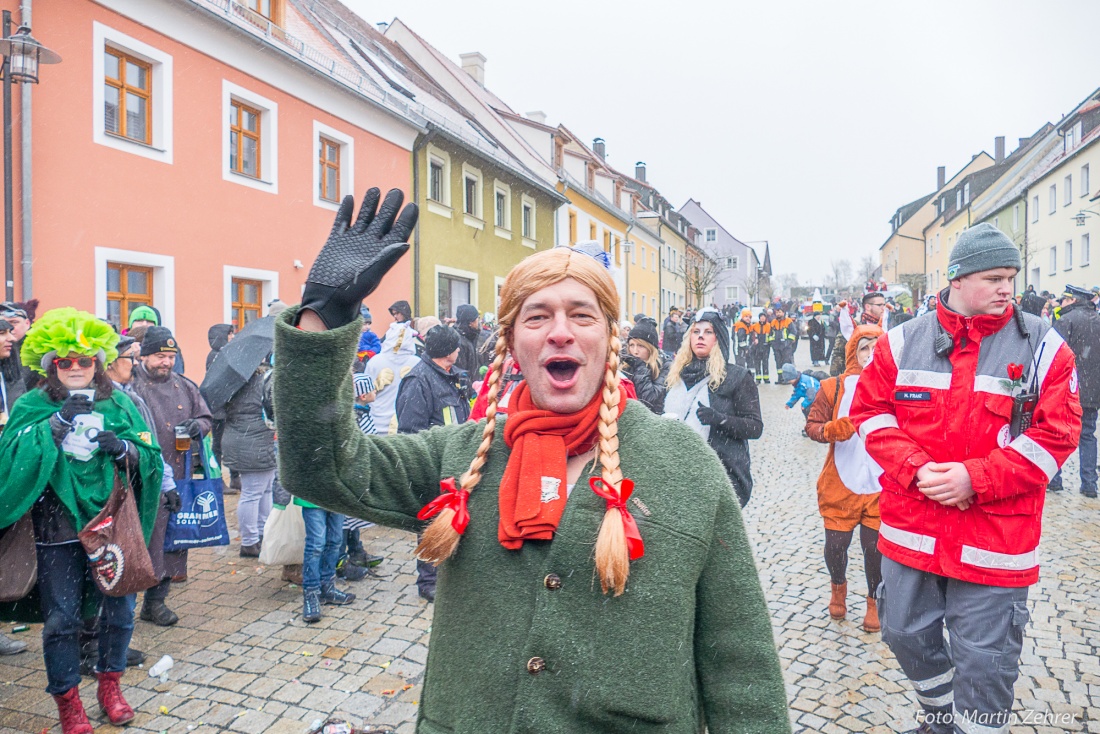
[
  {"xmin": 527, "ymin": 656, "xmax": 546, "ymax": 674},
  {"xmin": 544, "ymin": 573, "xmax": 562, "ymax": 590}
]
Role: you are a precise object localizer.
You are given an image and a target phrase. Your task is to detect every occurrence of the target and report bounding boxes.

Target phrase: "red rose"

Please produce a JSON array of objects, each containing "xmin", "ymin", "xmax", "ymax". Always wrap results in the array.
[{"xmin": 1007, "ymin": 363, "xmax": 1024, "ymax": 381}]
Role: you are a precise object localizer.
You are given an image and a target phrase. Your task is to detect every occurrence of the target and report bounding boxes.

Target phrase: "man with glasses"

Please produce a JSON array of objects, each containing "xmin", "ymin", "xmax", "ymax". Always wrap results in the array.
[{"xmin": 830, "ymin": 292, "xmax": 886, "ymax": 376}]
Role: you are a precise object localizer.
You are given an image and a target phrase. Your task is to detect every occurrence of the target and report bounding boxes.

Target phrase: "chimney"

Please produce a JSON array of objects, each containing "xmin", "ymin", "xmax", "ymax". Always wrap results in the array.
[
  {"xmin": 459, "ymin": 52, "xmax": 486, "ymax": 86},
  {"xmin": 593, "ymin": 138, "xmax": 606, "ymax": 160},
  {"xmin": 1019, "ymin": 137, "xmax": 1029, "ymax": 149},
  {"xmin": 995, "ymin": 136, "xmax": 1005, "ymax": 164},
  {"xmin": 526, "ymin": 110, "xmax": 547, "ymax": 124},
  {"xmin": 937, "ymin": 166, "xmax": 946, "ymax": 190},
  {"xmin": 635, "ymin": 161, "xmax": 646, "ymax": 182},
  {"xmin": 376, "ymin": 21, "xmax": 389, "ymax": 33}
]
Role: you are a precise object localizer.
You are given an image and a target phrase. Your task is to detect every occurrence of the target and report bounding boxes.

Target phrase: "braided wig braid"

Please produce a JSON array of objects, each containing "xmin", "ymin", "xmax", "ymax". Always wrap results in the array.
[{"xmin": 415, "ymin": 248, "xmax": 634, "ymax": 595}]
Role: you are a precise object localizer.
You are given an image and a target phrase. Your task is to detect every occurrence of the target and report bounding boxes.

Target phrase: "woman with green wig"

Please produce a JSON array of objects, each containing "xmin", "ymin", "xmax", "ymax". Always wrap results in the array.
[{"xmin": 0, "ymin": 308, "xmax": 162, "ymax": 733}]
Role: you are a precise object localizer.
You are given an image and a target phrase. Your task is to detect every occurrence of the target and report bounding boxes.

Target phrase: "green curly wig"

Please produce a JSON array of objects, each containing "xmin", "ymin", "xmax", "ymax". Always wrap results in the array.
[{"xmin": 21, "ymin": 307, "xmax": 119, "ymax": 376}]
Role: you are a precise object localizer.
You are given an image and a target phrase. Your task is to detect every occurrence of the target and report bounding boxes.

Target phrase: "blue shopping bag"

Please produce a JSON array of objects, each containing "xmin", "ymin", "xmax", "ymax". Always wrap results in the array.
[{"xmin": 164, "ymin": 442, "xmax": 230, "ymax": 551}]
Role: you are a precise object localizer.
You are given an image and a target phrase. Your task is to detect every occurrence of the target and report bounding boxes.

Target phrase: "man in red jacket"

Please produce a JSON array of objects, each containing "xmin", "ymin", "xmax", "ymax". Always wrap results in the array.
[{"xmin": 851, "ymin": 223, "xmax": 1081, "ymax": 734}]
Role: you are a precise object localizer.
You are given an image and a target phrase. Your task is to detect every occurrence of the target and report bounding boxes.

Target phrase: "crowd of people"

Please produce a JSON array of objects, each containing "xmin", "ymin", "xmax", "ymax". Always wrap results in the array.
[{"xmin": 0, "ymin": 184, "xmax": 1096, "ymax": 734}]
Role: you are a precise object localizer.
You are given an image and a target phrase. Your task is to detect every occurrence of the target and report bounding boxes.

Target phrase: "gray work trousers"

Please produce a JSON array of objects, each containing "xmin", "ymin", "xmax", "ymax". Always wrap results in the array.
[{"xmin": 878, "ymin": 557, "xmax": 1029, "ymax": 734}]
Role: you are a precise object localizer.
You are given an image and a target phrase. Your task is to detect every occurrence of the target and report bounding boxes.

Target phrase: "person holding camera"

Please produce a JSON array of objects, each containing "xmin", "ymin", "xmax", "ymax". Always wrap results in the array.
[{"xmin": 0, "ymin": 308, "xmax": 163, "ymax": 733}]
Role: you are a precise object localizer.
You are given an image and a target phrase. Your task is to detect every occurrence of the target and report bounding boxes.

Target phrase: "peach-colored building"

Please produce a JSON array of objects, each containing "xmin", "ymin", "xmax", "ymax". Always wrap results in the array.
[{"xmin": 1, "ymin": 0, "xmax": 422, "ymax": 377}]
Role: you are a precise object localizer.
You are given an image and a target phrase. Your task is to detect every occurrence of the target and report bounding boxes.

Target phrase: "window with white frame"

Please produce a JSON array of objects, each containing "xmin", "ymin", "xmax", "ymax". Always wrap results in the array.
[
  {"xmin": 1049, "ymin": 246, "xmax": 1057, "ymax": 275},
  {"xmin": 223, "ymin": 266, "xmax": 279, "ymax": 326},
  {"xmin": 1049, "ymin": 184, "xmax": 1057, "ymax": 214},
  {"xmin": 725, "ymin": 286, "xmax": 739, "ymax": 301},
  {"xmin": 1032, "ymin": 196, "xmax": 1039, "ymax": 222},
  {"xmin": 94, "ymin": 247, "xmax": 176, "ymax": 332},
  {"xmin": 521, "ymin": 196, "xmax": 536, "ymax": 242},
  {"xmin": 1065, "ymin": 175, "xmax": 1073, "ymax": 206},
  {"xmin": 312, "ymin": 121, "xmax": 353, "ymax": 210},
  {"xmin": 1082, "ymin": 233, "xmax": 1090, "ymax": 267},
  {"xmin": 462, "ymin": 164, "xmax": 483, "ymax": 220},
  {"xmin": 493, "ymin": 181, "xmax": 511, "ymax": 233},
  {"xmin": 705, "ymin": 228, "xmax": 717, "ymax": 242},
  {"xmin": 963, "ymin": 183, "xmax": 970, "ymax": 205},
  {"xmin": 222, "ymin": 80, "xmax": 278, "ymax": 193},
  {"xmin": 93, "ymin": 22, "xmax": 173, "ymax": 164},
  {"xmin": 956, "ymin": 189, "xmax": 963, "ymax": 210},
  {"xmin": 725, "ymin": 256, "xmax": 739, "ymax": 270},
  {"xmin": 1083, "ymin": 164, "xmax": 1091, "ymax": 197},
  {"xmin": 1065, "ymin": 240, "xmax": 1074, "ymax": 270}
]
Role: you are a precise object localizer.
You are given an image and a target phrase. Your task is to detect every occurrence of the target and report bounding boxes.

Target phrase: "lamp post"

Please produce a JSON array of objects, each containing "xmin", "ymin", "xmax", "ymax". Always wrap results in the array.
[{"xmin": 0, "ymin": 12, "xmax": 60, "ymax": 300}]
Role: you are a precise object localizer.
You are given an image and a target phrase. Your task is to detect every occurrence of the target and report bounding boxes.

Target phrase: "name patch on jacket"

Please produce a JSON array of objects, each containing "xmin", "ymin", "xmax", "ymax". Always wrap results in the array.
[{"xmin": 895, "ymin": 390, "xmax": 932, "ymax": 402}]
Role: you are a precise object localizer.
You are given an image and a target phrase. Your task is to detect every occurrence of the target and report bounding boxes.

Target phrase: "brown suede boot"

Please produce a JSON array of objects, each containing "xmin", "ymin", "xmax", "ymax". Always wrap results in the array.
[
  {"xmin": 828, "ymin": 582, "xmax": 847, "ymax": 619},
  {"xmin": 862, "ymin": 596, "xmax": 881, "ymax": 633}
]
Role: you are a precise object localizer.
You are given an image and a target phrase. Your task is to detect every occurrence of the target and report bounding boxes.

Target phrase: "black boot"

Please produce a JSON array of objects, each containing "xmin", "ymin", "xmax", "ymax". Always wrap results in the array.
[{"xmin": 140, "ymin": 580, "xmax": 179, "ymax": 626}]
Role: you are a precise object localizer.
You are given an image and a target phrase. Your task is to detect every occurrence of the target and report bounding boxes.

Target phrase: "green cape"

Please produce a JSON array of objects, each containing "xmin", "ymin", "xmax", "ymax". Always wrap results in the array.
[{"xmin": 0, "ymin": 387, "xmax": 163, "ymax": 541}]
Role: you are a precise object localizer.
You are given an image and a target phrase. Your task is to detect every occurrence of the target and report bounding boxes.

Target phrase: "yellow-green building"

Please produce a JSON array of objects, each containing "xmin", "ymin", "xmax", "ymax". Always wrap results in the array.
[{"xmin": 414, "ymin": 128, "xmax": 564, "ymax": 318}]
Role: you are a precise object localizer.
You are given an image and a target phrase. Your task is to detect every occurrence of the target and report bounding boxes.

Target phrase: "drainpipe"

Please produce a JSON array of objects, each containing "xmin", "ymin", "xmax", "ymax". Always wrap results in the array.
[
  {"xmin": 624, "ymin": 222, "xmax": 634, "ymax": 321},
  {"xmin": 410, "ymin": 130, "xmax": 437, "ymax": 316},
  {"xmin": 19, "ymin": 0, "xmax": 31, "ymax": 297}
]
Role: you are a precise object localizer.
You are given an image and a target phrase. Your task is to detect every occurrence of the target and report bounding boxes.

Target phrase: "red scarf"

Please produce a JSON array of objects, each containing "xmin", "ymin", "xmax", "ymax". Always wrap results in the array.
[{"xmin": 498, "ymin": 379, "xmax": 625, "ymax": 549}]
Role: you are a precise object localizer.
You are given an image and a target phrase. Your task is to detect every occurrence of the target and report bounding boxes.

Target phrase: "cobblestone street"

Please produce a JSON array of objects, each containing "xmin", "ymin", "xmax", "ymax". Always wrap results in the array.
[{"xmin": 1, "ymin": 352, "xmax": 1098, "ymax": 733}]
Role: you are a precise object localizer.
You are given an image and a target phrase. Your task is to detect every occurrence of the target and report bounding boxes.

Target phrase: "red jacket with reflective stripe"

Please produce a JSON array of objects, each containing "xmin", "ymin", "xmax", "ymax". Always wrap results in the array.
[{"xmin": 850, "ymin": 302, "xmax": 1081, "ymax": 586}]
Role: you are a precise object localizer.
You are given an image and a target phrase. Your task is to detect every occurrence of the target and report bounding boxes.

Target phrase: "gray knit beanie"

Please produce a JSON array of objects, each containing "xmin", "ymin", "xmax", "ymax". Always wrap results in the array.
[{"xmin": 947, "ymin": 223, "xmax": 1021, "ymax": 280}]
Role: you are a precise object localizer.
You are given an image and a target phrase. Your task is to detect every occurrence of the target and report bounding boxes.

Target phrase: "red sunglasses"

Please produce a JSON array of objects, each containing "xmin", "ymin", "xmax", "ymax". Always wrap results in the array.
[{"xmin": 54, "ymin": 356, "xmax": 95, "ymax": 370}]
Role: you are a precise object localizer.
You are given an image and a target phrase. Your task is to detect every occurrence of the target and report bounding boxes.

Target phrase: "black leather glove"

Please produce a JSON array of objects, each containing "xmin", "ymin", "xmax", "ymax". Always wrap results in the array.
[
  {"xmin": 164, "ymin": 489, "xmax": 182, "ymax": 514},
  {"xmin": 180, "ymin": 418, "xmax": 204, "ymax": 439},
  {"xmin": 57, "ymin": 394, "xmax": 94, "ymax": 424},
  {"xmin": 299, "ymin": 188, "xmax": 419, "ymax": 329},
  {"xmin": 696, "ymin": 405, "xmax": 722, "ymax": 426}
]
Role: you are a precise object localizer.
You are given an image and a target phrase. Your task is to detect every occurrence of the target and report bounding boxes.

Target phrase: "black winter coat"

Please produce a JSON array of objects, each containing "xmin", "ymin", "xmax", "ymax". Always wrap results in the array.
[
  {"xmin": 1054, "ymin": 302, "xmax": 1100, "ymax": 408},
  {"xmin": 395, "ymin": 358, "xmax": 471, "ymax": 433},
  {"xmin": 663, "ymin": 319, "xmax": 686, "ymax": 354},
  {"xmin": 622, "ymin": 354, "xmax": 669, "ymax": 414},
  {"xmin": 221, "ymin": 369, "xmax": 276, "ymax": 472},
  {"xmin": 687, "ymin": 363, "xmax": 762, "ymax": 506}
]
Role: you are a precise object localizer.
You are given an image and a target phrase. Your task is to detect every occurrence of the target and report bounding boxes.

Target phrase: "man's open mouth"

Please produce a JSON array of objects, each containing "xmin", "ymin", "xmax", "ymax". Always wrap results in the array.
[{"xmin": 544, "ymin": 357, "xmax": 580, "ymax": 387}]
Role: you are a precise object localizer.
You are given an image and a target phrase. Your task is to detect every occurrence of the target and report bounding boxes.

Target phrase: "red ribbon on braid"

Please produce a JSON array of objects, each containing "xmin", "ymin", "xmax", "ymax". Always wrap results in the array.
[
  {"xmin": 588, "ymin": 477, "xmax": 645, "ymax": 560},
  {"xmin": 417, "ymin": 477, "xmax": 470, "ymax": 534}
]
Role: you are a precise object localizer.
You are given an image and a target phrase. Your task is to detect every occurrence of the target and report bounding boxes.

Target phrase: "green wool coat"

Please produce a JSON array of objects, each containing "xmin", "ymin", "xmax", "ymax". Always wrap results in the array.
[{"xmin": 273, "ymin": 311, "xmax": 790, "ymax": 734}]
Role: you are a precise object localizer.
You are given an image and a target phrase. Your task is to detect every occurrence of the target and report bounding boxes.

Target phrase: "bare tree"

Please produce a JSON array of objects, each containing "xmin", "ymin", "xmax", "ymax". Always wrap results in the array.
[
  {"xmin": 678, "ymin": 256, "xmax": 723, "ymax": 310},
  {"xmin": 858, "ymin": 254, "xmax": 878, "ymax": 283},
  {"xmin": 775, "ymin": 272, "xmax": 800, "ymax": 298},
  {"xmin": 828, "ymin": 259, "xmax": 852, "ymax": 292}
]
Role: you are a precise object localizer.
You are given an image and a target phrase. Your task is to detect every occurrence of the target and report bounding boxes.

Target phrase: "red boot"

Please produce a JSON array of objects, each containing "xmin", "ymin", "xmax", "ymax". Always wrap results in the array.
[
  {"xmin": 52, "ymin": 686, "xmax": 93, "ymax": 734},
  {"xmin": 96, "ymin": 670, "xmax": 135, "ymax": 725}
]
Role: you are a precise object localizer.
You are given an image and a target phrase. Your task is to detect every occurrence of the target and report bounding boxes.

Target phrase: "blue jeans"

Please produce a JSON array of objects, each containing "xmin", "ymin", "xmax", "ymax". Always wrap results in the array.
[
  {"xmin": 301, "ymin": 507, "xmax": 343, "ymax": 593},
  {"xmin": 1051, "ymin": 406, "xmax": 1098, "ymax": 491},
  {"xmin": 37, "ymin": 542, "xmax": 135, "ymax": 694}
]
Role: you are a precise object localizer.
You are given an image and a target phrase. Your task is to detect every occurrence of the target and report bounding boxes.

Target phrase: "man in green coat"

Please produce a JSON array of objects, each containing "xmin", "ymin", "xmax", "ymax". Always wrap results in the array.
[{"xmin": 274, "ymin": 188, "xmax": 790, "ymax": 733}]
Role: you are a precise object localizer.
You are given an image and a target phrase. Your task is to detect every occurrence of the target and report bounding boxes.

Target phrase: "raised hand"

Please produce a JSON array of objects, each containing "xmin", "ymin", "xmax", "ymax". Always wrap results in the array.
[{"xmin": 299, "ymin": 188, "xmax": 419, "ymax": 330}]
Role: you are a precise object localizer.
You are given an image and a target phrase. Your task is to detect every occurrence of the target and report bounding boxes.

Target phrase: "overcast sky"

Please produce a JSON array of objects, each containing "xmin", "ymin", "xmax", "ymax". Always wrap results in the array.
[{"xmin": 344, "ymin": 0, "xmax": 1100, "ymax": 286}]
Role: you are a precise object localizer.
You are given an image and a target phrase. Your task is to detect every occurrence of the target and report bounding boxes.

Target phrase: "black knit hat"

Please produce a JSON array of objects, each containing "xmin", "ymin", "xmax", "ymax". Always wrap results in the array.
[
  {"xmin": 456, "ymin": 304, "xmax": 479, "ymax": 325},
  {"xmin": 629, "ymin": 319, "xmax": 659, "ymax": 351},
  {"xmin": 424, "ymin": 325, "xmax": 461, "ymax": 359},
  {"xmin": 141, "ymin": 326, "xmax": 178, "ymax": 355},
  {"xmin": 389, "ymin": 300, "xmax": 412, "ymax": 322},
  {"xmin": 693, "ymin": 308, "xmax": 730, "ymax": 363}
]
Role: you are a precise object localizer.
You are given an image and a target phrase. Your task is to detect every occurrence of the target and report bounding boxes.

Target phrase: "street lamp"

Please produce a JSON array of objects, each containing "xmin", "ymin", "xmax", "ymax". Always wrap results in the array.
[
  {"xmin": 1074, "ymin": 210, "xmax": 1099, "ymax": 227},
  {"xmin": 0, "ymin": 12, "xmax": 60, "ymax": 300}
]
